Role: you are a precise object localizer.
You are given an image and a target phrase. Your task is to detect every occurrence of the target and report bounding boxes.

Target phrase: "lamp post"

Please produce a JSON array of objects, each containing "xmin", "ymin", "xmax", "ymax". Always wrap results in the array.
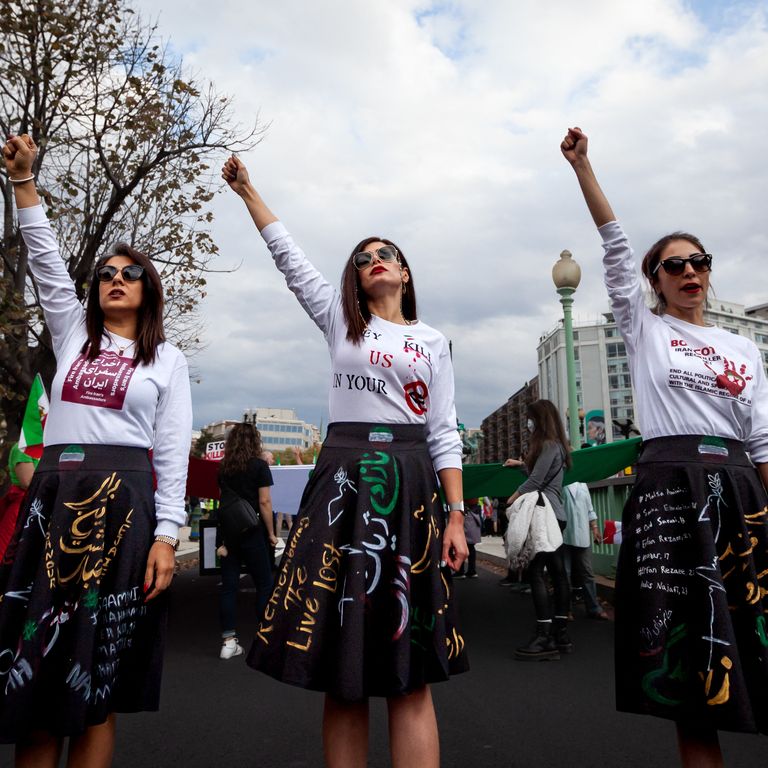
[{"xmin": 552, "ymin": 249, "xmax": 582, "ymax": 449}]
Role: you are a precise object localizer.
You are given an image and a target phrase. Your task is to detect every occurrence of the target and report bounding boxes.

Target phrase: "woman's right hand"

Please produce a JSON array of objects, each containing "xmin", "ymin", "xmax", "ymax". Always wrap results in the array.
[
  {"xmin": 560, "ymin": 126, "xmax": 588, "ymax": 167},
  {"xmin": 268, "ymin": 534, "xmax": 279, "ymax": 548},
  {"xmin": 221, "ymin": 154, "xmax": 251, "ymax": 196},
  {"xmin": 3, "ymin": 134, "xmax": 37, "ymax": 178},
  {"xmin": 503, "ymin": 458, "xmax": 523, "ymax": 468}
]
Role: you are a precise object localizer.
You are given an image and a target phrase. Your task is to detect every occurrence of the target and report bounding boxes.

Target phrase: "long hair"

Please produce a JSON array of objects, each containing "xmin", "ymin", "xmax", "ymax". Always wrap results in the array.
[
  {"xmin": 220, "ymin": 422, "xmax": 263, "ymax": 476},
  {"xmin": 82, "ymin": 243, "xmax": 166, "ymax": 366},
  {"xmin": 525, "ymin": 399, "xmax": 572, "ymax": 471},
  {"xmin": 640, "ymin": 232, "xmax": 707, "ymax": 314},
  {"xmin": 340, "ymin": 236, "xmax": 418, "ymax": 344}
]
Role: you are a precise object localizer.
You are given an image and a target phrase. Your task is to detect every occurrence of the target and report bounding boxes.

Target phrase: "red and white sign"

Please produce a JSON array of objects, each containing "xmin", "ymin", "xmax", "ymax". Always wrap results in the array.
[
  {"xmin": 205, "ymin": 440, "xmax": 225, "ymax": 461},
  {"xmin": 61, "ymin": 351, "xmax": 135, "ymax": 410}
]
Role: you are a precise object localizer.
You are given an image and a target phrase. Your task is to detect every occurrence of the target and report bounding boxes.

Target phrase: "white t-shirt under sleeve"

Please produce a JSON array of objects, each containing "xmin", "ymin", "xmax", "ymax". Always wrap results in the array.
[
  {"xmin": 18, "ymin": 204, "xmax": 193, "ymax": 538},
  {"xmin": 260, "ymin": 221, "xmax": 463, "ymax": 472},
  {"xmin": 600, "ymin": 220, "xmax": 768, "ymax": 463}
]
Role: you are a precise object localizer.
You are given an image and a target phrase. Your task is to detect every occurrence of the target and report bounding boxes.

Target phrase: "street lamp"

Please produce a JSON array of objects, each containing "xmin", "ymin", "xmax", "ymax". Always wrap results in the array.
[{"xmin": 552, "ymin": 249, "xmax": 582, "ymax": 448}]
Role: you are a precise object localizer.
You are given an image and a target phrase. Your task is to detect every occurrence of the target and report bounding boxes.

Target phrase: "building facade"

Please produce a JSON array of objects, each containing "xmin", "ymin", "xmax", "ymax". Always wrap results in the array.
[
  {"xmin": 203, "ymin": 408, "xmax": 320, "ymax": 452},
  {"xmin": 243, "ymin": 407, "xmax": 320, "ymax": 451},
  {"xmin": 537, "ymin": 298, "xmax": 768, "ymax": 444},
  {"xmin": 480, "ymin": 377, "xmax": 539, "ymax": 464}
]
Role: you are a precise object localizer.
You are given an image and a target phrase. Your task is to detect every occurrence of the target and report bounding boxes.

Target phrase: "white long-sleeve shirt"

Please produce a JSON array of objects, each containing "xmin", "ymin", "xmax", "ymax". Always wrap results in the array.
[
  {"xmin": 261, "ymin": 221, "xmax": 463, "ymax": 472},
  {"xmin": 18, "ymin": 205, "xmax": 193, "ymax": 538},
  {"xmin": 601, "ymin": 220, "xmax": 768, "ymax": 462}
]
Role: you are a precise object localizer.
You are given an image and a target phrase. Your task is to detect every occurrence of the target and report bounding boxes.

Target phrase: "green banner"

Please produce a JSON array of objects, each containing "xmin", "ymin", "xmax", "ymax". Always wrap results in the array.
[{"xmin": 461, "ymin": 437, "xmax": 641, "ymax": 498}]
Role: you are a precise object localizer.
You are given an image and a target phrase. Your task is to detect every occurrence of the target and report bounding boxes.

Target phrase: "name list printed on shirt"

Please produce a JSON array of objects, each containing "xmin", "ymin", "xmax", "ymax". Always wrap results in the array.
[
  {"xmin": 667, "ymin": 340, "xmax": 753, "ymax": 405},
  {"xmin": 634, "ymin": 486, "xmax": 697, "ymax": 598},
  {"xmin": 61, "ymin": 351, "xmax": 136, "ymax": 410}
]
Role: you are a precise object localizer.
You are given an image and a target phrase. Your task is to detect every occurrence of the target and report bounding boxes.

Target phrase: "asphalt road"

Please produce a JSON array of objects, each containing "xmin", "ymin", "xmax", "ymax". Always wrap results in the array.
[{"xmin": 1, "ymin": 561, "xmax": 765, "ymax": 767}]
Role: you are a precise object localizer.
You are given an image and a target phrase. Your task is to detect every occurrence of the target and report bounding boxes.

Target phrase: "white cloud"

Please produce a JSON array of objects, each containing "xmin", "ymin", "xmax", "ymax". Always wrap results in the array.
[{"xmin": 133, "ymin": 0, "xmax": 768, "ymax": 432}]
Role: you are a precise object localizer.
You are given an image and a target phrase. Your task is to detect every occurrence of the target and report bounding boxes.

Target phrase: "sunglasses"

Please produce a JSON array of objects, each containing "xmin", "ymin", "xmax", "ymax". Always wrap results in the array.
[
  {"xmin": 95, "ymin": 264, "xmax": 145, "ymax": 282},
  {"xmin": 352, "ymin": 245, "xmax": 399, "ymax": 271},
  {"xmin": 652, "ymin": 253, "xmax": 712, "ymax": 277}
]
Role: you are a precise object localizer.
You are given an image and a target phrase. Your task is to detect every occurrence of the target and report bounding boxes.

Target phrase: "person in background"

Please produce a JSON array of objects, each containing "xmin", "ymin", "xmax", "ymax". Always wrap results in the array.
[
  {"xmin": 216, "ymin": 423, "xmax": 278, "ymax": 660},
  {"xmin": 562, "ymin": 481, "xmax": 608, "ymax": 620},
  {"xmin": 505, "ymin": 399, "xmax": 572, "ymax": 660},
  {"xmin": 454, "ymin": 498, "xmax": 482, "ymax": 579},
  {"xmin": 0, "ymin": 443, "xmax": 38, "ymax": 561}
]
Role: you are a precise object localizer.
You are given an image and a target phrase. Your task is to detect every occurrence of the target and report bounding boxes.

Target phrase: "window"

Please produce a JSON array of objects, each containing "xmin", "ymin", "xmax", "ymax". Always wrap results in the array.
[
  {"xmin": 608, "ymin": 374, "xmax": 632, "ymax": 390},
  {"xmin": 756, "ymin": 333, "xmax": 768, "ymax": 345},
  {"xmin": 572, "ymin": 331, "xmax": 579, "ymax": 340},
  {"xmin": 604, "ymin": 327, "xmax": 619, "ymax": 338},
  {"xmin": 573, "ymin": 347, "xmax": 580, "ymax": 361},
  {"xmin": 607, "ymin": 360, "xmax": 629, "ymax": 374},
  {"xmin": 606, "ymin": 342, "xmax": 626, "ymax": 358}
]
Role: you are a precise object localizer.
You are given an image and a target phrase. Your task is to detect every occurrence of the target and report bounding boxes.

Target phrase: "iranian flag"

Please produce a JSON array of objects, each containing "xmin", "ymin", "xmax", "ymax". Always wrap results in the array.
[
  {"xmin": 18, "ymin": 374, "xmax": 49, "ymax": 459},
  {"xmin": 602, "ymin": 519, "xmax": 623, "ymax": 545}
]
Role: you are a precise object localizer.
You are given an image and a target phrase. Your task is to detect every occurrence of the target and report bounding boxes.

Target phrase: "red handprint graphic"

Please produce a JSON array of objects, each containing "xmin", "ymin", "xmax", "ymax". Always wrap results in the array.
[{"xmin": 712, "ymin": 357, "xmax": 752, "ymax": 396}]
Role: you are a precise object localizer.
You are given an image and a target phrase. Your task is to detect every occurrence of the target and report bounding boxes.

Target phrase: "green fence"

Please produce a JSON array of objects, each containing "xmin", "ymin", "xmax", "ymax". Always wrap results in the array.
[{"xmin": 587, "ymin": 475, "xmax": 634, "ymax": 578}]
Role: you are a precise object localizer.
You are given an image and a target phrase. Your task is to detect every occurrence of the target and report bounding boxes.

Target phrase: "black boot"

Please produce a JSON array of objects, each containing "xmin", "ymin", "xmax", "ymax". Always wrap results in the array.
[
  {"xmin": 515, "ymin": 622, "xmax": 560, "ymax": 661},
  {"xmin": 553, "ymin": 616, "xmax": 574, "ymax": 654}
]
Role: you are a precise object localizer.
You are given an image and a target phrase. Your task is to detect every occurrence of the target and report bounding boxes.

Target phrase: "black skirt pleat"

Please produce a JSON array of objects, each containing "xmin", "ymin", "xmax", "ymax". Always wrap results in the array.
[
  {"xmin": 248, "ymin": 422, "xmax": 469, "ymax": 700},
  {"xmin": 0, "ymin": 444, "xmax": 167, "ymax": 742},
  {"xmin": 615, "ymin": 436, "xmax": 768, "ymax": 733}
]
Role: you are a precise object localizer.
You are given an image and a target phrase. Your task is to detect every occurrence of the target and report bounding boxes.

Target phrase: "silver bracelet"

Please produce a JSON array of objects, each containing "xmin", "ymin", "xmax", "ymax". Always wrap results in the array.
[
  {"xmin": 9, "ymin": 175, "xmax": 35, "ymax": 184},
  {"xmin": 154, "ymin": 535, "xmax": 179, "ymax": 550}
]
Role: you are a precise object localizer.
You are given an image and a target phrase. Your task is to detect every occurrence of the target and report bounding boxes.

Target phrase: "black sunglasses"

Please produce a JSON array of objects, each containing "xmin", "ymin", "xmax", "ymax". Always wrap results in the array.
[
  {"xmin": 352, "ymin": 245, "xmax": 399, "ymax": 270},
  {"xmin": 652, "ymin": 253, "xmax": 712, "ymax": 277},
  {"xmin": 95, "ymin": 264, "xmax": 145, "ymax": 282}
]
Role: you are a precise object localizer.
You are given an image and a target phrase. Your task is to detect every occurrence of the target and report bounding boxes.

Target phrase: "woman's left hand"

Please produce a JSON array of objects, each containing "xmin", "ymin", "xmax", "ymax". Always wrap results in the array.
[
  {"xmin": 144, "ymin": 541, "xmax": 176, "ymax": 601},
  {"xmin": 442, "ymin": 517, "xmax": 469, "ymax": 571}
]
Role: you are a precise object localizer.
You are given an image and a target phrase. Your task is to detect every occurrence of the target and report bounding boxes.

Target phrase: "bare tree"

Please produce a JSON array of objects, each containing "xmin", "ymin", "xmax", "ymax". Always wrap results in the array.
[{"xmin": 0, "ymin": 0, "xmax": 262, "ymax": 448}]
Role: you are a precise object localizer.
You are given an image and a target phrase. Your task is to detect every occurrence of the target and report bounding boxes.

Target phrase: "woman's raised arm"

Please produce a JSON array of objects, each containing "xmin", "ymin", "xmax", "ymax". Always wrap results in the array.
[
  {"xmin": 560, "ymin": 127, "xmax": 616, "ymax": 229},
  {"xmin": 221, "ymin": 155, "xmax": 338, "ymax": 336},
  {"xmin": 3, "ymin": 134, "xmax": 84, "ymax": 352},
  {"xmin": 3, "ymin": 134, "xmax": 40, "ymax": 209},
  {"xmin": 222, "ymin": 155, "xmax": 278, "ymax": 232}
]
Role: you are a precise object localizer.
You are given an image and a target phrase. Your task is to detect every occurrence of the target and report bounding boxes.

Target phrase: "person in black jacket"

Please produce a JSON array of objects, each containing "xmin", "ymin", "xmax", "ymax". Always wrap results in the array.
[{"xmin": 216, "ymin": 423, "xmax": 278, "ymax": 659}]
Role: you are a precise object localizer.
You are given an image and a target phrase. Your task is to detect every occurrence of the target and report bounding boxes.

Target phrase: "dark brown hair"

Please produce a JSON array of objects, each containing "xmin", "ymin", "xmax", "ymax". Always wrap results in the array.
[
  {"xmin": 82, "ymin": 243, "xmax": 166, "ymax": 366},
  {"xmin": 340, "ymin": 236, "xmax": 418, "ymax": 344},
  {"xmin": 525, "ymin": 399, "xmax": 572, "ymax": 471},
  {"xmin": 220, "ymin": 422, "xmax": 263, "ymax": 476},
  {"xmin": 640, "ymin": 232, "xmax": 707, "ymax": 313}
]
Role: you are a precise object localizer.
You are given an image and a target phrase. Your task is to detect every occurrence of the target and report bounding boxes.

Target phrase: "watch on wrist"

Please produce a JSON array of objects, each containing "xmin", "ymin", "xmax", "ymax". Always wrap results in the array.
[
  {"xmin": 447, "ymin": 501, "xmax": 465, "ymax": 515},
  {"xmin": 154, "ymin": 535, "xmax": 179, "ymax": 550}
]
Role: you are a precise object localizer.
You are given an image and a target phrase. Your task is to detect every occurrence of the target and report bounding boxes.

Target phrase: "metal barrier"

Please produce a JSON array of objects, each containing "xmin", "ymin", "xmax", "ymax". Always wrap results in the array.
[{"xmin": 586, "ymin": 475, "xmax": 634, "ymax": 578}]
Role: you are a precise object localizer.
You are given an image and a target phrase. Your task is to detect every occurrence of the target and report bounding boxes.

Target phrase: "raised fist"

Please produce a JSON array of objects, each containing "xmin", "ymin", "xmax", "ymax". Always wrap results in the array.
[
  {"xmin": 2, "ymin": 134, "xmax": 37, "ymax": 178},
  {"xmin": 221, "ymin": 154, "xmax": 251, "ymax": 196},
  {"xmin": 560, "ymin": 127, "xmax": 588, "ymax": 166}
]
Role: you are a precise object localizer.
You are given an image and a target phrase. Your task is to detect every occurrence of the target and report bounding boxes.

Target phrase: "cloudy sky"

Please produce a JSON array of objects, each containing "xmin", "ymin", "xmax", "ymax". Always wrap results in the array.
[{"xmin": 131, "ymin": 0, "xmax": 768, "ymax": 433}]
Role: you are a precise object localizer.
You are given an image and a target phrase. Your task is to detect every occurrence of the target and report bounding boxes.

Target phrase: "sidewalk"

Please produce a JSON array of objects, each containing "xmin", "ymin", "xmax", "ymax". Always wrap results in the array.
[
  {"xmin": 475, "ymin": 535, "xmax": 616, "ymax": 603},
  {"xmin": 176, "ymin": 525, "xmax": 199, "ymax": 562}
]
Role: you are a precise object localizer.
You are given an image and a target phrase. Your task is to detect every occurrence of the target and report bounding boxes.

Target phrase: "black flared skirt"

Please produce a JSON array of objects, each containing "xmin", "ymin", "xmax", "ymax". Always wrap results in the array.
[
  {"xmin": 0, "ymin": 444, "xmax": 167, "ymax": 742},
  {"xmin": 248, "ymin": 422, "xmax": 469, "ymax": 700},
  {"xmin": 615, "ymin": 436, "xmax": 768, "ymax": 733}
]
